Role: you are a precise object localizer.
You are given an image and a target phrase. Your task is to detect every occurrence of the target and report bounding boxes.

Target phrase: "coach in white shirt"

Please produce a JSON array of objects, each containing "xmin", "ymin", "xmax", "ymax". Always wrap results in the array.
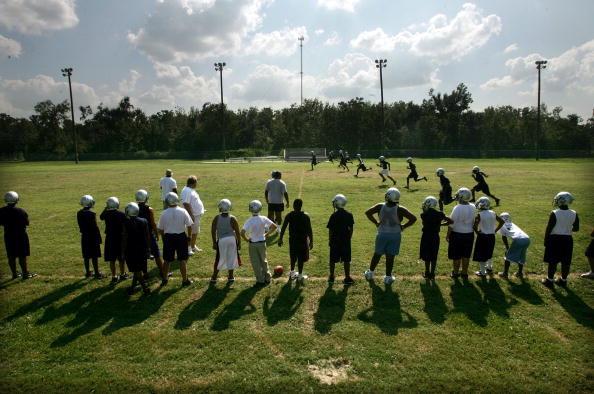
[
  {"xmin": 159, "ymin": 169, "xmax": 178, "ymax": 210},
  {"xmin": 181, "ymin": 175, "xmax": 205, "ymax": 256},
  {"xmin": 265, "ymin": 170, "xmax": 289, "ymax": 226},
  {"xmin": 157, "ymin": 192, "xmax": 193, "ymax": 287}
]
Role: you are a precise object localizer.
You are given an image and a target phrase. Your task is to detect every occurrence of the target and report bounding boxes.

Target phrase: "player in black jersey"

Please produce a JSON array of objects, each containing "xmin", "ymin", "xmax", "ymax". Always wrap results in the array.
[
  {"xmin": 405, "ymin": 157, "xmax": 427, "ymax": 188},
  {"xmin": 471, "ymin": 166, "xmax": 500, "ymax": 206},
  {"xmin": 377, "ymin": 156, "xmax": 396, "ymax": 185},
  {"xmin": 310, "ymin": 151, "xmax": 318, "ymax": 171},
  {"xmin": 436, "ymin": 168, "xmax": 454, "ymax": 211},
  {"xmin": 354, "ymin": 154, "xmax": 372, "ymax": 177}
]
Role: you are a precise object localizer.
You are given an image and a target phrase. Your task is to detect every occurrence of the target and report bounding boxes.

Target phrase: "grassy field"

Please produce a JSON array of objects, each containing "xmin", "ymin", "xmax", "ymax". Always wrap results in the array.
[{"xmin": 1, "ymin": 158, "xmax": 593, "ymax": 392}]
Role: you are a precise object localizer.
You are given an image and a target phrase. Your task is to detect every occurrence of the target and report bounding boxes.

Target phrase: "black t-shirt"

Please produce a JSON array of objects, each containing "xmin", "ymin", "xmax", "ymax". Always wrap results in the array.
[
  {"xmin": 380, "ymin": 161, "xmax": 389, "ymax": 169},
  {"xmin": 77, "ymin": 209, "xmax": 99, "ymax": 235},
  {"xmin": 327, "ymin": 209, "xmax": 354, "ymax": 241},
  {"xmin": 123, "ymin": 217, "xmax": 150, "ymax": 256},
  {"xmin": 0, "ymin": 205, "xmax": 29, "ymax": 233},
  {"xmin": 283, "ymin": 211, "xmax": 311, "ymax": 242},
  {"xmin": 100, "ymin": 209, "xmax": 126, "ymax": 236},
  {"xmin": 439, "ymin": 175, "xmax": 451, "ymax": 189},
  {"xmin": 421, "ymin": 209, "xmax": 446, "ymax": 234},
  {"xmin": 475, "ymin": 172, "xmax": 487, "ymax": 184},
  {"xmin": 408, "ymin": 162, "xmax": 417, "ymax": 172}
]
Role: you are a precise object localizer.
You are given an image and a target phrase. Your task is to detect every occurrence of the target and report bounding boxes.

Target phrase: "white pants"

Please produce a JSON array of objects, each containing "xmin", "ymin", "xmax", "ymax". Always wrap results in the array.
[{"xmin": 217, "ymin": 236, "xmax": 239, "ymax": 270}]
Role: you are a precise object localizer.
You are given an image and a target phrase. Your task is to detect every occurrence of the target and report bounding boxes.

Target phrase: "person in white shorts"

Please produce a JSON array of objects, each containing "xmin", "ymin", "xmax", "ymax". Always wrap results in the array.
[
  {"xmin": 377, "ymin": 156, "xmax": 396, "ymax": 185},
  {"xmin": 265, "ymin": 171, "xmax": 289, "ymax": 226},
  {"xmin": 241, "ymin": 200, "xmax": 277, "ymax": 286},
  {"xmin": 181, "ymin": 175, "xmax": 205, "ymax": 256},
  {"xmin": 211, "ymin": 199, "xmax": 242, "ymax": 283},
  {"xmin": 159, "ymin": 169, "xmax": 178, "ymax": 210}
]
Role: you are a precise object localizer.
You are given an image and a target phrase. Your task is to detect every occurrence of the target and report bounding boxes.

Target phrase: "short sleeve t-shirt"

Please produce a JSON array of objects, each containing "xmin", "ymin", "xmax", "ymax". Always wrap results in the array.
[
  {"xmin": 326, "ymin": 209, "xmax": 354, "ymax": 241},
  {"xmin": 157, "ymin": 206, "xmax": 193, "ymax": 234},
  {"xmin": 408, "ymin": 162, "xmax": 417, "ymax": 173},
  {"xmin": 439, "ymin": 175, "xmax": 451, "ymax": 189},
  {"xmin": 243, "ymin": 215, "xmax": 274, "ymax": 242},
  {"xmin": 265, "ymin": 179, "xmax": 287, "ymax": 204},
  {"xmin": 475, "ymin": 172, "xmax": 487, "ymax": 184},
  {"xmin": 160, "ymin": 176, "xmax": 177, "ymax": 201},
  {"xmin": 99, "ymin": 209, "xmax": 126, "ymax": 236},
  {"xmin": 497, "ymin": 222, "xmax": 529, "ymax": 240},
  {"xmin": 449, "ymin": 204, "xmax": 476, "ymax": 233},
  {"xmin": 421, "ymin": 209, "xmax": 446, "ymax": 234},
  {"xmin": 0, "ymin": 205, "xmax": 29, "ymax": 233},
  {"xmin": 181, "ymin": 186, "xmax": 204, "ymax": 216},
  {"xmin": 284, "ymin": 211, "xmax": 311, "ymax": 242}
]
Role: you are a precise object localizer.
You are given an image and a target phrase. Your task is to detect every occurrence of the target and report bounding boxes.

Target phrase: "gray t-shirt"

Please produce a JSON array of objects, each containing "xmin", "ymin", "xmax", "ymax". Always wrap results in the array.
[{"xmin": 265, "ymin": 179, "xmax": 287, "ymax": 204}]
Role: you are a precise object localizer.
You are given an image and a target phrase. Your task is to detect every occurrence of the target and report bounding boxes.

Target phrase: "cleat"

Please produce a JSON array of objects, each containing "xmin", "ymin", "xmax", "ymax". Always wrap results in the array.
[
  {"xmin": 364, "ymin": 269, "xmax": 374, "ymax": 281},
  {"xmin": 343, "ymin": 277, "xmax": 355, "ymax": 285},
  {"xmin": 297, "ymin": 274, "xmax": 308, "ymax": 282},
  {"xmin": 384, "ymin": 275, "xmax": 396, "ymax": 285}
]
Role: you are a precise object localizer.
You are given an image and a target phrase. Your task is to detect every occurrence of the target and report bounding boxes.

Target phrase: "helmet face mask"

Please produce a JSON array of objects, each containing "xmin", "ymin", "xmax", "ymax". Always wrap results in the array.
[
  {"xmin": 422, "ymin": 196, "xmax": 438, "ymax": 212},
  {"xmin": 379, "ymin": 156, "xmax": 385, "ymax": 161},
  {"xmin": 80, "ymin": 195, "xmax": 95, "ymax": 208},
  {"xmin": 135, "ymin": 189, "xmax": 148, "ymax": 203},
  {"xmin": 218, "ymin": 199, "xmax": 232, "ymax": 213},
  {"xmin": 165, "ymin": 192, "xmax": 179, "ymax": 207},
  {"xmin": 4, "ymin": 191, "xmax": 19, "ymax": 204},
  {"xmin": 248, "ymin": 200, "xmax": 262, "ymax": 214},
  {"xmin": 106, "ymin": 197, "xmax": 119, "ymax": 210},
  {"xmin": 332, "ymin": 194, "xmax": 347, "ymax": 209},
  {"xmin": 475, "ymin": 197, "xmax": 490, "ymax": 210},
  {"xmin": 385, "ymin": 187, "xmax": 400, "ymax": 203},
  {"xmin": 125, "ymin": 202, "xmax": 140, "ymax": 217},
  {"xmin": 455, "ymin": 188, "xmax": 472, "ymax": 202},
  {"xmin": 553, "ymin": 191, "xmax": 573, "ymax": 207},
  {"xmin": 436, "ymin": 168, "xmax": 445, "ymax": 176}
]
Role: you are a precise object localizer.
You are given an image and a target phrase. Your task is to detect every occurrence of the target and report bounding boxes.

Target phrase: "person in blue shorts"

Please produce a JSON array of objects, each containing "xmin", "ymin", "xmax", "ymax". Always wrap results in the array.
[{"xmin": 497, "ymin": 212, "xmax": 531, "ymax": 279}]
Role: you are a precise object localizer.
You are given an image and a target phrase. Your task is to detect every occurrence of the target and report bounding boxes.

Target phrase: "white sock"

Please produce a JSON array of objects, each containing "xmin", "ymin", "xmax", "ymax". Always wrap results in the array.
[{"xmin": 479, "ymin": 262, "xmax": 486, "ymax": 274}]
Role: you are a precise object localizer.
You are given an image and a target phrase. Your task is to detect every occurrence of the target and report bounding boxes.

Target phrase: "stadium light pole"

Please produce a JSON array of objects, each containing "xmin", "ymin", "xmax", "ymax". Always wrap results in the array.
[
  {"xmin": 375, "ymin": 59, "xmax": 387, "ymax": 152},
  {"xmin": 535, "ymin": 60, "xmax": 547, "ymax": 161},
  {"xmin": 299, "ymin": 36, "xmax": 304, "ymax": 106},
  {"xmin": 215, "ymin": 62, "xmax": 226, "ymax": 161},
  {"xmin": 61, "ymin": 67, "xmax": 79, "ymax": 164}
]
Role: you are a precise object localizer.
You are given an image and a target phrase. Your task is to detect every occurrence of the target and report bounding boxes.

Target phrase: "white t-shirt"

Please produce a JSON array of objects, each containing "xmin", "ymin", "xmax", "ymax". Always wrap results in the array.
[
  {"xmin": 550, "ymin": 209, "xmax": 577, "ymax": 236},
  {"xmin": 181, "ymin": 186, "xmax": 204, "ymax": 216},
  {"xmin": 449, "ymin": 203, "xmax": 476, "ymax": 233},
  {"xmin": 160, "ymin": 176, "xmax": 177, "ymax": 201},
  {"xmin": 157, "ymin": 206, "xmax": 193, "ymax": 234},
  {"xmin": 498, "ymin": 222, "xmax": 529, "ymax": 240},
  {"xmin": 243, "ymin": 215, "xmax": 275, "ymax": 242},
  {"xmin": 478, "ymin": 210, "xmax": 497, "ymax": 234},
  {"xmin": 265, "ymin": 179, "xmax": 287, "ymax": 204}
]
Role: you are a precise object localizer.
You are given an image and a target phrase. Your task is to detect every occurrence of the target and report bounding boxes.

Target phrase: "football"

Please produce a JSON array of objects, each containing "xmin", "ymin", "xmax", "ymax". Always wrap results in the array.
[{"xmin": 273, "ymin": 265, "xmax": 284, "ymax": 276}]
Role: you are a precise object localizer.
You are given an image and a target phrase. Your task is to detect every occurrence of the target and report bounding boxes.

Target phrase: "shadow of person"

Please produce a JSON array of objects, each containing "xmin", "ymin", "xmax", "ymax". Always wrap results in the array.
[
  {"xmin": 357, "ymin": 280, "xmax": 417, "ymax": 335},
  {"xmin": 507, "ymin": 278, "xmax": 544, "ymax": 305},
  {"xmin": 313, "ymin": 283, "xmax": 349, "ymax": 334},
  {"xmin": 420, "ymin": 280, "xmax": 448, "ymax": 324},
  {"xmin": 211, "ymin": 285, "xmax": 263, "ymax": 331},
  {"xmin": 3, "ymin": 279, "xmax": 88, "ymax": 323},
  {"xmin": 476, "ymin": 277, "xmax": 516, "ymax": 318},
  {"xmin": 553, "ymin": 286, "xmax": 594, "ymax": 329},
  {"xmin": 175, "ymin": 283, "xmax": 231, "ymax": 330},
  {"xmin": 449, "ymin": 278, "xmax": 489, "ymax": 327},
  {"xmin": 263, "ymin": 280, "xmax": 304, "ymax": 326}
]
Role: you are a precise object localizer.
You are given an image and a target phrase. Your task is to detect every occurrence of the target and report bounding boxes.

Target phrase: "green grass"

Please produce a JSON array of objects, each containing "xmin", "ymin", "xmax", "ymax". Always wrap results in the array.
[{"xmin": 0, "ymin": 158, "xmax": 593, "ymax": 392}]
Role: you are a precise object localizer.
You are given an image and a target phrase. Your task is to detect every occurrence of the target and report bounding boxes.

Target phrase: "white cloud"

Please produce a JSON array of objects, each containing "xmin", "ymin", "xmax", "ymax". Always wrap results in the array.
[
  {"xmin": 350, "ymin": 3, "xmax": 502, "ymax": 64},
  {"xmin": 315, "ymin": 29, "xmax": 325, "ymax": 35},
  {"xmin": 0, "ymin": 0, "xmax": 78, "ymax": 35},
  {"xmin": 324, "ymin": 31, "xmax": 341, "ymax": 46},
  {"xmin": 117, "ymin": 70, "xmax": 141, "ymax": 93},
  {"xmin": 245, "ymin": 26, "xmax": 308, "ymax": 57},
  {"xmin": 480, "ymin": 75, "xmax": 518, "ymax": 90},
  {"xmin": 317, "ymin": 0, "xmax": 362, "ymax": 13},
  {"xmin": 128, "ymin": 0, "xmax": 270, "ymax": 63},
  {"xmin": 0, "ymin": 35, "xmax": 22, "ymax": 58},
  {"xmin": 231, "ymin": 64, "xmax": 308, "ymax": 105},
  {"xmin": 0, "ymin": 74, "xmax": 100, "ymax": 117},
  {"xmin": 503, "ymin": 43, "xmax": 518, "ymax": 54}
]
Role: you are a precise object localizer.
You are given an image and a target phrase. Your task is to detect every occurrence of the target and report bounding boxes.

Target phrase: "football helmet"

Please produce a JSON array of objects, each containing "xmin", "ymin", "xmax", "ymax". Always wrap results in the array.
[
  {"xmin": 356, "ymin": 153, "xmax": 361, "ymax": 158},
  {"xmin": 455, "ymin": 188, "xmax": 472, "ymax": 202},
  {"xmin": 472, "ymin": 166, "xmax": 480, "ymax": 173},
  {"xmin": 332, "ymin": 194, "xmax": 347, "ymax": 209},
  {"xmin": 553, "ymin": 191, "xmax": 573, "ymax": 207},
  {"xmin": 422, "ymin": 196, "xmax": 438, "ymax": 211},
  {"xmin": 385, "ymin": 187, "xmax": 400, "ymax": 203},
  {"xmin": 406, "ymin": 157, "xmax": 413, "ymax": 162},
  {"xmin": 80, "ymin": 195, "xmax": 95, "ymax": 208},
  {"xmin": 249, "ymin": 200, "xmax": 263, "ymax": 214},
  {"xmin": 135, "ymin": 189, "xmax": 148, "ymax": 203},
  {"xmin": 499, "ymin": 212, "xmax": 511, "ymax": 223},
  {"xmin": 4, "ymin": 191, "xmax": 18, "ymax": 204},
  {"xmin": 475, "ymin": 196, "xmax": 490, "ymax": 210},
  {"xmin": 218, "ymin": 199, "xmax": 232, "ymax": 213},
  {"xmin": 436, "ymin": 168, "xmax": 445, "ymax": 176},
  {"xmin": 106, "ymin": 196, "xmax": 119, "ymax": 210},
  {"xmin": 165, "ymin": 192, "xmax": 179, "ymax": 207},
  {"xmin": 379, "ymin": 155, "xmax": 385, "ymax": 161},
  {"xmin": 125, "ymin": 202, "xmax": 140, "ymax": 217}
]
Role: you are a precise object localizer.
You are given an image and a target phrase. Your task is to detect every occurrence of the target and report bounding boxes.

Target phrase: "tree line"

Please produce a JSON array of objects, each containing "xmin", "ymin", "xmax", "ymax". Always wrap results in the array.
[{"xmin": 1, "ymin": 83, "xmax": 592, "ymax": 159}]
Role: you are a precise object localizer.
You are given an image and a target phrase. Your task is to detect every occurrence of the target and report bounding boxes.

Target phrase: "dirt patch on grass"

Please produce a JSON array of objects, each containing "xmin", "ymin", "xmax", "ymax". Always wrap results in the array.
[
  {"xmin": 308, "ymin": 358, "xmax": 353, "ymax": 385},
  {"xmin": 546, "ymin": 326, "xmax": 569, "ymax": 343}
]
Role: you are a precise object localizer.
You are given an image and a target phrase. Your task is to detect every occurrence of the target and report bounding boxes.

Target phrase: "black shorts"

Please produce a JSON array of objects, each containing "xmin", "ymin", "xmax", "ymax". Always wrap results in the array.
[
  {"xmin": 407, "ymin": 171, "xmax": 419, "ymax": 180},
  {"xmin": 4, "ymin": 232, "xmax": 30, "ymax": 258},
  {"xmin": 544, "ymin": 234, "xmax": 573, "ymax": 265},
  {"xmin": 419, "ymin": 232, "xmax": 440, "ymax": 262},
  {"xmin": 330, "ymin": 239, "xmax": 351, "ymax": 263},
  {"xmin": 125, "ymin": 253, "xmax": 148, "ymax": 273},
  {"xmin": 473, "ymin": 182, "xmax": 490, "ymax": 195},
  {"xmin": 104, "ymin": 234, "xmax": 122, "ymax": 261},
  {"xmin": 448, "ymin": 232, "xmax": 474, "ymax": 260},
  {"xmin": 149, "ymin": 232, "xmax": 161, "ymax": 258},
  {"xmin": 289, "ymin": 240, "xmax": 309, "ymax": 263},
  {"xmin": 586, "ymin": 239, "xmax": 594, "ymax": 258},
  {"xmin": 163, "ymin": 233, "xmax": 189, "ymax": 262},
  {"xmin": 439, "ymin": 189, "xmax": 454, "ymax": 205},
  {"xmin": 81, "ymin": 233, "xmax": 101, "ymax": 259},
  {"xmin": 472, "ymin": 233, "xmax": 496, "ymax": 262},
  {"xmin": 268, "ymin": 203, "xmax": 284, "ymax": 212}
]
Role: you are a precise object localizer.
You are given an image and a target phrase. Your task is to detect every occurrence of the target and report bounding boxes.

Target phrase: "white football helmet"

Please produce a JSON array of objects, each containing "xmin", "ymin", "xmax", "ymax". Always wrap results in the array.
[
  {"xmin": 406, "ymin": 157, "xmax": 413, "ymax": 162},
  {"xmin": 385, "ymin": 187, "xmax": 400, "ymax": 203},
  {"xmin": 553, "ymin": 191, "xmax": 573, "ymax": 207},
  {"xmin": 165, "ymin": 192, "xmax": 179, "ymax": 207},
  {"xmin": 436, "ymin": 168, "xmax": 445, "ymax": 176},
  {"xmin": 125, "ymin": 202, "xmax": 140, "ymax": 217},
  {"xmin": 472, "ymin": 166, "xmax": 480, "ymax": 173},
  {"xmin": 422, "ymin": 196, "xmax": 438, "ymax": 211},
  {"xmin": 218, "ymin": 199, "xmax": 232, "ymax": 213},
  {"xmin": 4, "ymin": 191, "xmax": 19, "ymax": 204},
  {"xmin": 106, "ymin": 196, "xmax": 119, "ymax": 210},
  {"xmin": 80, "ymin": 195, "xmax": 95, "ymax": 208},
  {"xmin": 475, "ymin": 196, "xmax": 490, "ymax": 210},
  {"xmin": 455, "ymin": 188, "xmax": 472, "ymax": 202},
  {"xmin": 135, "ymin": 189, "xmax": 148, "ymax": 203},
  {"xmin": 249, "ymin": 199, "xmax": 263, "ymax": 214},
  {"xmin": 499, "ymin": 212, "xmax": 511, "ymax": 223},
  {"xmin": 356, "ymin": 153, "xmax": 361, "ymax": 158},
  {"xmin": 379, "ymin": 156, "xmax": 385, "ymax": 161},
  {"xmin": 332, "ymin": 194, "xmax": 347, "ymax": 209}
]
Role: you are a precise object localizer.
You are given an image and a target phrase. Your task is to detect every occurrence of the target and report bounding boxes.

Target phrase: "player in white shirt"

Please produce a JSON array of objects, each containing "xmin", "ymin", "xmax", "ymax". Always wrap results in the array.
[
  {"xmin": 446, "ymin": 188, "xmax": 476, "ymax": 279},
  {"xmin": 240, "ymin": 200, "xmax": 277, "ymax": 286},
  {"xmin": 265, "ymin": 171, "xmax": 289, "ymax": 227},
  {"xmin": 472, "ymin": 197, "xmax": 504, "ymax": 277},
  {"xmin": 181, "ymin": 175, "xmax": 205, "ymax": 256},
  {"xmin": 496, "ymin": 212, "xmax": 531, "ymax": 279},
  {"xmin": 159, "ymin": 169, "xmax": 178, "ymax": 210},
  {"xmin": 157, "ymin": 192, "xmax": 193, "ymax": 287}
]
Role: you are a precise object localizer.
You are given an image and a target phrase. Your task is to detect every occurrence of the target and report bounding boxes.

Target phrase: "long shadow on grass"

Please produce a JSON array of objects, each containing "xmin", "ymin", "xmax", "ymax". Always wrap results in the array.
[
  {"xmin": 211, "ymin": 285, "xmax": 263, "ymax": 331},
  {"xmin": 314, "ymin": 283, "xmax": 349, "ymax": 334},
  {"xmin": 263, "ymin": 280, "xmax": 304, "ymax": 326},
  {"xmin": 175, "ymin": 283, "xmax": 231, "ymax": 330},
  {"xmin": 476, "ymin": 277, "xmax": 516, "ymax": 318},
  {"xmin": 420, "ymin": 280, "xmax": 448, "ymax": 324},
  {"xmin": 553, "ymin": 287, "xmax": 594, "ymax": 328},
  {"xmin": 507, "ymin": 279, "xmax": 544, "ymax": 305},
  {"xmin": 50, "ymin": 286, "xmax": 176, "ymax": 347},
  {"xmin": 449, "ymin": 279, "xmax": 489, "ymax": 327},
  {"xmin": 357, "ymin": 280, "xmax": 417, "ymax": 335},
  {"xmin": 3, "ymin": 279, "xmax": 88, "ymax": 323}
]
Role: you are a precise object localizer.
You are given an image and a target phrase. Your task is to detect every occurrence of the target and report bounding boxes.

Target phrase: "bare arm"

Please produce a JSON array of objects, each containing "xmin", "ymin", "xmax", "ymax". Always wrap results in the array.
[
  {"xmin": 211, "ymin": 216, "xmax": 218, "ymax": 249},
  {"xmin": 265, "ymin": 223, "xmax": 277, "ymax": 238},
  {"xmin": 231, "ymin": 216, "xmax": 241, "ymax": 250},
  {"xmin": 306, "ymin": 214, "xmax": 313, "ymax": 249},
  {"xmin": 398, "ymin": 207, "xmax": 417, "ymax": 232},
  {"xmin": 278, "ymin": 214, "xmax": 290, "ymax": 246},
  {"xmin": 240, "ymin": 229, "xmax": 250, "ymax": 243},
  {"xmin": 502, "ymin": 236, "xmax": 509, "ymax": 250},
  {"xmin": 446, "ymin": 226, "xmax": 452, "ymax": 242},
  {"xmin": 148, "ymin": 207, "xmax": 159, "ymax": 240},
  {"xmin": 495, "ymin": 215, "xmax": 505, "ymax": 233},
  {"xmin": 183, "ymin": 202, "xmax": 194, "ymax": 218},
  {"xmin": 365, "ymin": 203, "xmax": 383, "ymax": 227},
  {"xmin": 284, "ymin": 192, "xmax": 290, "ymax": 208},
  {"xmin": 264, "ymin": 190, "xmax": 269, "ymax": 204},
  {"xmin": 442, "ymin": 215, "xmax": 454, "ymax": 226}
]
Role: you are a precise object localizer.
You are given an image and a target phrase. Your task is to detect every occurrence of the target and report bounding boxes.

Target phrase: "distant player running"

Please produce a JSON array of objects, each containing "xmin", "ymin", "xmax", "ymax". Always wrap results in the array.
[
  {"xmin": 310, "ymin": 151, "xmax": 318, "ymax": 171},
  {"xmin": 377, "ymin": 156, "xmax": 396, "ymax": 185},
  {"xmin": 471, "ymin": 166, "xmax": 500, "ymax": 206},
  {"xmin": 328, "ymin": 150, "xmax": 336, "ymax": 164},
  {"xmin": 354, "ymin": 154, "xmax": 372, "ymax": 177},
  {"xmin": 405, "ymin": 157, "xmax": 427, "ymax": 189},
  {"xmin": 338, "ymin": 150, "xmax": 350, "ymax": 172},
  {"xmin": 436, "ymin": 168, "xmax": 454, "ymax": 211}
]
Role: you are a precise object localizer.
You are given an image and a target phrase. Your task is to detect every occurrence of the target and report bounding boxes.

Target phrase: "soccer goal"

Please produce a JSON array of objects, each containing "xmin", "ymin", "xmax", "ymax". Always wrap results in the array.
[{"xmin": 283, "ymin": 148, "xmax": 327, "ymax": 162}]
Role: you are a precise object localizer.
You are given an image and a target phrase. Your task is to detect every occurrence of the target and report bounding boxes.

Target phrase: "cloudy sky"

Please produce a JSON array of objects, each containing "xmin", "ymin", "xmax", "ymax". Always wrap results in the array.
[{"xmin": 1, "ymin": 0, "xmax": 593, "ymax": 120}]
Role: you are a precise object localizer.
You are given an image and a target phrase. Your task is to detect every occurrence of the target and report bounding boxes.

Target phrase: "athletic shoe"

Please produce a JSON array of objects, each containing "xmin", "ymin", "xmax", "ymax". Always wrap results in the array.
[
  {"xmin": 554, "ymin": 278, "xmax": 567, "ymax": 287},
  {"xmin": 11, "ymin": 272, "xmax": 21, "ymax": 280},
  {"xmin": 495, "ymin": 198, "xmax": 501, "ymax": 207},
  {"xmin": 187, "ymin": 247, "xmax": 194, "ymax": 256},
  {"xmin": 182, "ymin": 279, "xmax": 193, "ymax": 287},
  {"xmin": 450, "ymin": 272, "xmax": 460, "ymax": 279},
  {"xmin": 22, "ymin": 273, "xmax": 37, "ymax": 280},
  {"xmin": 364, "ymin": 269, "xmax": 374, "ymax": 280},
  {"xmin": 119, "ymin": 274, "xmax": 129, "ymax": 281},
  {"xmin": 486, "ymin": 268, "xmax": 493, "ymax": 274},
  {"xmin": 111, "ymin": 277, "xmax": 119, "ymax": 284},
  {"xmin": 297, "ymin": 274, "xmax": 308, "ymax": 282},
  {"xmin": 498, "ymin": 272, "xmax": 509, "ymax": 279},
  {"xmin": 192, "ymin": 246, "xmax": 202, "ymax": 252},
  {"xmin": 580, "ymin": 272, "xmax": 594, "ymax": 279},
  {"xmin": 93, "ymin": 273, "xmax": 107, "ymax": 280},
  {"xmin": 289, "ymin": 270, "xmax": 298, "ymax": 280},
  {"xmin": 475, "ymin": 271, "xmax": 487, "ymax": 277},
  {"xmin": 541, "ymin": 278, "xmax": 554, "ymax": 288},
  {"xmin": 85, "ymin": 272, "xmax": 93, "ymax": 278},
  {"xmin": 384, "ymin": 275, "xmax": 396, "ymax": 285},
  {"xmin": 327, "ymin": 276, "xmax": 335, "ymax": 284},
  {"xmin": 227, "ymin": 277, "xmax": 235, "ymax": 283},
  {"xmin": 343, "ymin": 277, "xmax": 355, "ymax": 285},
  {"xmin": 514, "ymin": 272, "xmax": 524, "ymax": 279}
]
